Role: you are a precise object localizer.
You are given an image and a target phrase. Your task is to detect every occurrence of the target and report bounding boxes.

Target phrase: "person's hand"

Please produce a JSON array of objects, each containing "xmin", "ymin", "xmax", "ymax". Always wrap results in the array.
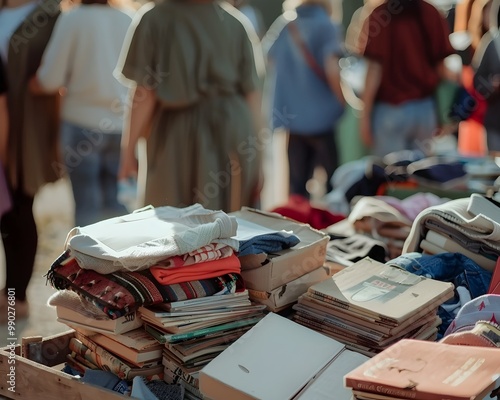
[{"xmin": 118, "ymin": 150, "xmax": 138, "ymax": 182}]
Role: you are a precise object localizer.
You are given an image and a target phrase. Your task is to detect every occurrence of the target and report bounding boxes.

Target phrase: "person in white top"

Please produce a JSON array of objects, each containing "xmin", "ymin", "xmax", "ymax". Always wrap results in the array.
[{"xmin": 31, "ymin": 0, "xmax": 134, "ymax": 227}]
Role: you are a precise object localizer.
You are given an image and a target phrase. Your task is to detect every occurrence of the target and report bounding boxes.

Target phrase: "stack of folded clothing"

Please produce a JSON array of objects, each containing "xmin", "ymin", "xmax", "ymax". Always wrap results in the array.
[
  {"xmin": 46, "ymin": 204, "xmax": 271, "ymax": 397},
  {"xmin": 404, "ymin": 194, "xmax": 500, "ymax": 273},
  {"xmin": 326, "ymin": 193, "xmax": 448, "ymax": 262}
]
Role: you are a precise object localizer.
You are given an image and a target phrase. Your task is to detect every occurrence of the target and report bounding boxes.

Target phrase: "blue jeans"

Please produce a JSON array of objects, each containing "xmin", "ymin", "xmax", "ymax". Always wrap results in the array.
[
  {"xmin": 60, "ymin": 121, "xmax": 127, "ymax": 226},
  {"xmin": 372, "ymin": 97, "xmax": 437, "ymax": 158},
  {"xmin": 388, "ymin": 252, "xmax": 492, "ymax": 337}
]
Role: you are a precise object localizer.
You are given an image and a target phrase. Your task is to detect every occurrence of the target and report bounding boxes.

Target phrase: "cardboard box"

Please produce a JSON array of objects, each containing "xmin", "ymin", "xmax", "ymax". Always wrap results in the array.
[
  {"xmin": 231, "ymin": 207, "xmax": 329, "ymax": 292},
  {"xmin": 248, "ymin": 264, "xmax": 335, "ymax": 312},
  {"xmin": 0, "ymin": 331, "xmax": 136, "ymax": 400},
  {"xmin": 199, "ymin": 313, "xmax": 369, "ymax": 400}
]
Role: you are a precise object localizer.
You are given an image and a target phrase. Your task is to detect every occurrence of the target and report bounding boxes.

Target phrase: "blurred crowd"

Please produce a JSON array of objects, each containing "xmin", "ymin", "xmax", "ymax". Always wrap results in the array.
[{"xmin": 0, "ymin": 0, "xmax": 500, "ymax": 322}]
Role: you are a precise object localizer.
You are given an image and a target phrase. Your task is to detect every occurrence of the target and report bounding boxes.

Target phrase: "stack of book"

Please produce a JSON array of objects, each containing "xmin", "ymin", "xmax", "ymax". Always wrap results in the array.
[
  {"xmin": 68, "ymin": 327, "xmax": 164, "ymax": 380},
  {"xmin": 344, "ymin": 338, "xmax": 500, "ymax": 400},
  {"xmin": 138, "ymin": 290, "xmax": 266, "ymax": 399},
  {"xmin": 48, "ymin": 290, "xmax": 164, "ymax": 379},
  {"xmin": 292, "ymin": 257, "xmax": 455, "ymax": 356}
]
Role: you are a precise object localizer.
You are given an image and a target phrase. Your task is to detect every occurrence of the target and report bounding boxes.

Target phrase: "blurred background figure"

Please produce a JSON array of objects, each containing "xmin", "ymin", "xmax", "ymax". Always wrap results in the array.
[
  {"xmin": 0, "ymin": 59, "xmax": 9, "ymax": 218},
  {"xmin": 117, "ymin": 0, "xmax": 265, "ymax": 213},
  {"xmin": 451, "ymin": 0, "xmax": 494, "ymax": 156},
  {"xmin": 31, "ymin": 0, "xmax": 133, "ymax": 227},
  {"xmin": 355, "ymin": 0, "xmax": 455, "ymax": 158},
  {"xmin": 473, "ymin": 0, "xmax": 500, "ymax": 153},
  {"xmin": 0, "ymin": 0, "xmax": 61, "ymax": 321},
  {"xmin": 263, "ymin": 0, "xmax": 345, "ymax": 200}
]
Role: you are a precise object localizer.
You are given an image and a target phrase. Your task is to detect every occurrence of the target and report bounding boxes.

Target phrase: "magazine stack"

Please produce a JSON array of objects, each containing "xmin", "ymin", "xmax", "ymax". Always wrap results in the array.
[{"xmin": 292, "ymin": 257, "xmax": 455, "ymax": 356}]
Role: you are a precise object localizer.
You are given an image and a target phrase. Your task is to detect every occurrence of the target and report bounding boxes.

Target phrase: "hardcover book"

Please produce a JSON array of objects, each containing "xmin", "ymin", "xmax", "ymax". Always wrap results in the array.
[
  {"xmin": 344, "ymin": 339, "xmax": 500, "ymax": 400},
  {"xmin": 308, "ymin": 257, "xmax": 454, "ymax": 324},
  {"xmin": 69, "ymin": 335, "xmax": 163, "ymax": 380},
  {"xmin": 55, "ymin": 305, "xmax": 142, "ymax": 335},
  {"xmin": 71, "ymin": 326, "xmax": 163, "ymax": 366}
]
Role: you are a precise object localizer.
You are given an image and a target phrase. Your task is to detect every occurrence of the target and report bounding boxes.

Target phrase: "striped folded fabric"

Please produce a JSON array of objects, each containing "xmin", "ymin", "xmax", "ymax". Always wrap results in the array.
[{"xmin": 47, "ymin": 250, "xmax": 245, "ymax": 319}]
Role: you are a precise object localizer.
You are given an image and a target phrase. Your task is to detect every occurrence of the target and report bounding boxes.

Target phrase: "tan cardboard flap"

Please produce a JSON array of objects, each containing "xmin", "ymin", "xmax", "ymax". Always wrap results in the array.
[{"xmin": 248, "ymin": 264, "xmax": 335, "ymax": 311}]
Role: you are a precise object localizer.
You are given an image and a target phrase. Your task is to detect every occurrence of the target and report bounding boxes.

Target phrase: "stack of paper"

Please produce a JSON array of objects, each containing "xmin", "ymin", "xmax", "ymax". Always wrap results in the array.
[{"xmin": 293, "ymin": 257, "xmax": 454, "ymax": 356}]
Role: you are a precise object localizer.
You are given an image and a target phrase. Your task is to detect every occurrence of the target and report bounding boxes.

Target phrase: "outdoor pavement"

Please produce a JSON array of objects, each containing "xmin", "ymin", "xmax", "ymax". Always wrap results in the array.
[{"xmin": 0, "ymin": 178, "xmax": 75, "ymax": 348}]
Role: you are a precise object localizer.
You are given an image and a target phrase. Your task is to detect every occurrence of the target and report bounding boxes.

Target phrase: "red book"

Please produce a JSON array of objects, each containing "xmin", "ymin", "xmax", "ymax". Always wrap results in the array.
[{"xmin": 344, "ymin": 339, "xmax": 500, "ymax": 400}]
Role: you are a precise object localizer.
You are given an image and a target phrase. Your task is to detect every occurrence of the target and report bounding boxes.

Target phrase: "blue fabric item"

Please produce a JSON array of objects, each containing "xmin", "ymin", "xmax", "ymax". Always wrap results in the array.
[
  {"xmin": 267, "ymin": 4, "xmax": 344, "ymax": 133},
  {"xmin": 60, "ymin": 120, "xmax": 128, "ymax": 227},
  {"xmin": 131, "ymin": 376, "xmax": 159, "ymax": 400},
  {"xmin": 131, "ymin": 376, "xmax": 185, "ymax": 400},
  {"xmin": 61, "ymin": 364, "xmax": 82, "ymax": 377},
  {"xmin": 388, "ymin": 252, "xmax": 492, "ymax": 338},
  {"xmin": 408, "ymin": 157, "xmax": 466, "ymax": 185},
  {"xmin": 80, "ymin": 369, "xmax": 130, "ymax": 395},
  {"xmin": 371, "ymin": 97, "xmax": 437, "ymax": 158},
  {"xmin": 238, "ymin": 232, "xmax": 301, "ymax": 257}
]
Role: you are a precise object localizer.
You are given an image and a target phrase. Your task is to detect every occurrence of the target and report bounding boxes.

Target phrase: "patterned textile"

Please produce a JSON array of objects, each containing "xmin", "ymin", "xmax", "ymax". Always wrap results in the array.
[
  {"xmin": 47, "ymin": 250, "xmax": 245, "ymax": 319},
  {"xmin": 65, "ymin": 203, "xmax": 239, "ymax": 273},
  {"xmin": 155, "ymin": 243, "xmax": 234, "ymax": 269}
]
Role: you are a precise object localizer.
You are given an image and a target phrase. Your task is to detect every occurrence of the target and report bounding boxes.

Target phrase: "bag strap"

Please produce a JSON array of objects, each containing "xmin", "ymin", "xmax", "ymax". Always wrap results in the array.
[{"xmin": 288, "ymin": 20, "xmax": 328, "ymax": 83}]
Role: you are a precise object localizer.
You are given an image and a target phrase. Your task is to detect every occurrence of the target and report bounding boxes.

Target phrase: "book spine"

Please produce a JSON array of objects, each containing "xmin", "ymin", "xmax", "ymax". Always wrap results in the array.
[
  {"xmin": 307, "ymin": 291, "xmax": 399, "ymax": 325},
  {"xmin": 308, "ymin": 288, "xmax": 352, "ymax": 310},
  {"xmin": 294, "ymin": 309, "xmax": 383, "ymax": 341},
  {"xmin": 163, "ymin": 357, "xmax": 200, "ymax": 387},
  {"xmin": 344, "ymin": 377, "xmax": 468, "ymax": 400},
  {"xmin": 166, "ymin": 316, "xmax": 262, "ymax": 343},
  {"xmin": 69, "ymin": 336, "xmax": 133, "ymax": 380},
  {"xmin": 163, "ymin": 366, "xmax": 203, "ymax": 399},
  {"xmin": 293, "ymin": 315, "xmax": 377, "ymax": 346},
  {"xmin": 144, "ymin": 324, "xmax": 168, "ymax": 343}
]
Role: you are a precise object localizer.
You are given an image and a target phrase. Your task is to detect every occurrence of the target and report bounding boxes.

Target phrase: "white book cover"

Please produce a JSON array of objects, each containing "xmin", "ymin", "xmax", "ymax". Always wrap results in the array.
[{"xmin": 199, "ymin": 313, "xmax": 346, "ymax": 400}]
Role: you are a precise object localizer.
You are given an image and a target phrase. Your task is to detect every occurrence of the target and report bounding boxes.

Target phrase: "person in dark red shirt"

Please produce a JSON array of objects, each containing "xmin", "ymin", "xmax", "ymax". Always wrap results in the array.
[{"xmin": 356, "ymin": 0, "xmax": 455, "ymax": 157}]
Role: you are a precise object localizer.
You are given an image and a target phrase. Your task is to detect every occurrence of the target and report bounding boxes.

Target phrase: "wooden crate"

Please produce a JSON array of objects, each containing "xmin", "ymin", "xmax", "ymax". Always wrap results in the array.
[{"xmin": 0, "ymin": 331, "xmax": 134, "ymax": 400}]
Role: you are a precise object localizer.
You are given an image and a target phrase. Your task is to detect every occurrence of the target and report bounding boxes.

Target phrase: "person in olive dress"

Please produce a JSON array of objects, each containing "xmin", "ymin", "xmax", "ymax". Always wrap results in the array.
[{"xmin": 116, "ymin": 0, "xmax": 265, "ymax": 212}]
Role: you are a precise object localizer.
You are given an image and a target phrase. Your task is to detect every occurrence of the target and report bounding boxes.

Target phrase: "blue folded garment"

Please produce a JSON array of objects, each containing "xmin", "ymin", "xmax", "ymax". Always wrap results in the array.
[{"xmin": 238, "ymin": 232, "xmax": 300, "ymax": 257}]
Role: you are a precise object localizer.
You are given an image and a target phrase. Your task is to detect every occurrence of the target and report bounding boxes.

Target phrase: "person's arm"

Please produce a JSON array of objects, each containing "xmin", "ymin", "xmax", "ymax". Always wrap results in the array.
[
  {"xmin": 0, "ymin": 94, "xmax": 8, "ymax": 168},
  {"xmin": 244, "ymin": 89, "xmax": 265, "ymax": 202},
  {"xmin": 119, "ymin": 85, "xmax": 157, "ymax": 181},
  {"xmin": 324, "ymin": 54, "xmax": 346, "ymax": 107},
  {"xmin": 473, "ymin": 35, "xmax": 500, "ymax": 102},
  {"xmin": 32, "ymin": 13, "xmax": 73, "ymax": 94},
  {"xmin": 360, "ymin": 59, "xmax": 382, "ymax": 149}
]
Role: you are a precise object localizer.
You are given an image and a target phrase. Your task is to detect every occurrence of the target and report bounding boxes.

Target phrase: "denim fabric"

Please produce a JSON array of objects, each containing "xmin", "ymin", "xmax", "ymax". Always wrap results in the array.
[
  {"xmin": 388, "ymin": 252, "xmax": 492, "ymax": 337},
  {"xmin": 267, "ymin": 4, "xmax": 344, "ymax": 133},
  {"xmin": 60, "ymin": 121, "xmax": 127, "ymax": 226},
  {"xmin": 372, "ymin": 96, "xmax": 437, "ymax": 158}
]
